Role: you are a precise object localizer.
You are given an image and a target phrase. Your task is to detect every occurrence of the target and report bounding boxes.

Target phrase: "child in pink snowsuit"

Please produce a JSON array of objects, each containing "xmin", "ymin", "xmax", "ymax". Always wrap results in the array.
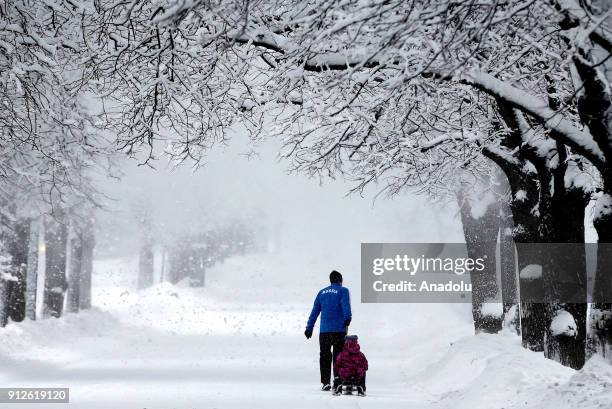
[{"xmin": 334, "ymin": 335, "xmax": 368, "ymax": 395}]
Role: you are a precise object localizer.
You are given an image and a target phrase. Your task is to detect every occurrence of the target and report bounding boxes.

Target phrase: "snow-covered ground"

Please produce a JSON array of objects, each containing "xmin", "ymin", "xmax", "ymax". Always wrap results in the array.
[{"xmin": 0, "ymin": 253, "xmax": 611, "ymax": 409}]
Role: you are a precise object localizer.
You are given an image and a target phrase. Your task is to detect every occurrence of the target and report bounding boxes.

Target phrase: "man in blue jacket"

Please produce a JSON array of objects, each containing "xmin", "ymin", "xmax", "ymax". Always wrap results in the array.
[{"xmin": 304, "ymin": 270, "xmax": 352, "ymax": 391}]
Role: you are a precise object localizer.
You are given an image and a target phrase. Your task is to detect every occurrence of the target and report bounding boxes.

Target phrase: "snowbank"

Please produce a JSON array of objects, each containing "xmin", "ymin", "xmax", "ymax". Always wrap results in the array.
[
  {"xmin": 409, "ymin": 330, "xmax": 611, "ymax": 409},
  {"xmin": 0, "ymin": 309, "xmax": 119, "ymax": 364}
]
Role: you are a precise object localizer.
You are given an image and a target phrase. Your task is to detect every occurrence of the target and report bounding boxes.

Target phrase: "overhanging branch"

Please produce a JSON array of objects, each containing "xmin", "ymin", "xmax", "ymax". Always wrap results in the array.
[{"xmin": 231, "ymin": 29, "xmax": 606, "ymax": 169}]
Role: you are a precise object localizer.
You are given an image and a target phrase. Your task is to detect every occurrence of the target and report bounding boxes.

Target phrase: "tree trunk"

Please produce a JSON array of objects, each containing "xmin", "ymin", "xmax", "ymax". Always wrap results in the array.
[
  {"xmin": 0, "ymin": 256, "xmax": 8, "ymax": 326},
  {"xmin": 79, "ymin": 216, "xmax": 94, "ymax": 310},
  {"xmin": 25, "ymin": 218, "xmax": 40, "ymax": 320},
  {"xmin": 168, "ymin": 240, "xmax": 190, "ymax": 284},
  {"xmin": 138, "ymin": 239, "xmax": 154, "ymax": 290},
  {"xmin": 35, "ymin": 221, "xmax": 46, "ymax": 319},
  {"xmin": 44, "ymin": 212, "xmax": 68, "ymax": 318},
  {"xmin": 591, "ymin": 190, "xmax": 612, "ymax": 359},
  {"xmin": 66, "ymin": 222, "xmax": 83, "ymax": 314},
  {"xmin": 497, "ymin": 176, "xmax": 519, "ymax": 333},
  {"xmin": 499, "ymin": 202, "xmax": 519, "ymax": 332},
  {"xmin": 515, "ymin": 242, "xmax": 547, "ymax": 352},
  {"xmin": 484, "ymin": 141, "xmax": 546, "ymax": 349},
  {"xmin": 505, "ymin": 181, "xmax": 549, "ymax": 352},
  {"xmin": 135, "ymin": 199, "xmax": 154, "ymax": 290},
  {"xmin": 4, "ymin": 219, "xmax": 29, "ymax": 323},
  {"xmin": 543, "ymin": 244, "xmax": 587, "ymax": 369},
  {"xmin": 542, "ymin": 187, "xmax": 588, "ymax": 369},
  {"xmin": 160, "ymin": 249, "xmax": 166, "ymax": 283},
  {"xmin": 458, "ymin": 190, "xmax": 503, "ymax": 334},
  {"xmin": 0, "ymin": 244, "xmax": 14, "ymax": 327},
  {"xmin": 0, "ymin": 283, "xmax": 6, "ymax": 327},
  {"xmin": 566, "ymin": 38, "xmax": 612, "ymax": 363},
  {"xmin": 137, "ymin": 214, "xmax": 154, "ymax": 289},
  {"xmin": 189, "ymin": 249, "xmax": 206, "ymax": 287}
]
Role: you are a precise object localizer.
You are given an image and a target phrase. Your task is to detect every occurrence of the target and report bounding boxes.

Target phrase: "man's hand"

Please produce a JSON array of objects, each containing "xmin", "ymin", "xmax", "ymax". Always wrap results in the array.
[{"xmin": 304, "ymin": 328, "xmax": 313, "ymax": 339}]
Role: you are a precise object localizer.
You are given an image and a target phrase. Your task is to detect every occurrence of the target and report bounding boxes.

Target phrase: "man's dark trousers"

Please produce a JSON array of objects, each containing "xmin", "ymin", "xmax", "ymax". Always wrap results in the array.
[{"xmin": 319, "ymin": 332, "xmax": 345, "ymax": 386}]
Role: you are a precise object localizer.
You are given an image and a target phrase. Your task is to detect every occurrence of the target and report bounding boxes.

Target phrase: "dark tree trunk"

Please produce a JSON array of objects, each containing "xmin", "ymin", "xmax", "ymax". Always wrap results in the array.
[
  {"xmin": 0, "ymin": 243, "xmax": 15, "ymax": 327},
  {"xmin": 0, "ymin": 284, "xmax": 6, "ymax": 327},
  {"xmin": 44, "ymin": 212, "xmax": 68, "ymax": 318},
  {"xmin": 567, "ymin": 40, "xmax": 612, "ymax": 363},
  {"xmin": 496, "ymin": 174, "xmax": 519, "ymax": 332},
  {"xmin": 79, "ymin": 216, "xmax": 94, "ymax": 310},
  {"xmin": 515, "ymin": 241, "xmax": 547, "ymax": 351},
  {"xmin": 458, "ymin": 190, "xmax": 503, "ymax": 334},
  {"xmin": 483, "ymin": 111, "xmax": 548, "ymax": 350},
  {"xmin": 503, "ymin": 173, "xmax": 549, "ymax": 352},
  {"xmin": 4, "ymin": 219, "xmax": 30, "ymax": 323},
  {"xmin": 591, "ymin": 188, "xmax": 612, "ymax": 359},
  {"xmin": 0, "ymin": 270, "xmax": 7, "ymax": 327},
  {"xmin": 543, "ymin": 245, "xmax": 587, "ymax": 369},
  {"xmin": 550, "ymin": 302, "xmax": 587, "ymax": 369},
  {"xmin": 499, "ymin": 201, "xmax": 519, "ymax": 332},
  {"xmin": 541, "ymin": 183, "xmax": 589, "ymax": 369}
]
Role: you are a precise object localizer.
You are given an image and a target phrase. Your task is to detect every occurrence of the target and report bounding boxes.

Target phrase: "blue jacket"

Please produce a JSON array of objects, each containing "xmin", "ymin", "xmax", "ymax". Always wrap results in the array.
[{"xmin": 306, "ymin": 283, "xmax": 352, "ymax": 333}]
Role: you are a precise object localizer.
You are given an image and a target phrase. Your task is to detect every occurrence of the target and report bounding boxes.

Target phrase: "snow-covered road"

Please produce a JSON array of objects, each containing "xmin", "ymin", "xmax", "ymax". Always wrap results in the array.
[
  {"xmin": 0, "ymin": 312, "xmax": 439, "ymax": 408},
  {"xmin": 0, "ymin": 254, "xmax": 610, "ymax": 409},
  {"xmin": 2, "ymin": 313, "xmax": 440, "ymax": 409},
  {"xmin": 0, "ymin": 293, "xmax": 458, "ymax": 408}
]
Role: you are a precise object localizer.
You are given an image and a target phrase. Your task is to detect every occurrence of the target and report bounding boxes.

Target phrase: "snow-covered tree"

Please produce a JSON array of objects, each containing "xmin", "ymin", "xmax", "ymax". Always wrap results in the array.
[{"xmin": 0, "ymin": 0, "xmax": 114, "ymax": 323}]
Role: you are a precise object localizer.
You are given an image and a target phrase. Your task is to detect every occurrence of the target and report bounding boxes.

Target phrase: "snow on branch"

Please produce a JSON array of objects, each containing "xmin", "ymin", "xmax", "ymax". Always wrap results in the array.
[
  {"xmin": 460, "ymin": 71, "xmax": 606, "ymax": 167},
  {"xmin": 555, "ymin": 0, "xmax": 612, "ymax": 52},
  {"xmin": 80, "ymin": 0, "xmax": 604, "ymax": 203}
]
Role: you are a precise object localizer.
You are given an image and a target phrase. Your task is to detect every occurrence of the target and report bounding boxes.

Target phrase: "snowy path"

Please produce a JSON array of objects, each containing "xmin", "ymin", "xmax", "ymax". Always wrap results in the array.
[
  {"xmin": 1, "ymin": 254, "xmax": 611, "ymax": 409},
  {"xmin": 0, "ymin": 303, "xmax": 446, "ymax": 409}
]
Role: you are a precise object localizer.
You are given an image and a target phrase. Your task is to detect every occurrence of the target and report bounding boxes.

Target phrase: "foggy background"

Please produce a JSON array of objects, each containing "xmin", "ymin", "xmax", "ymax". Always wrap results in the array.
[{"xmin": 94, "ymin": 129, "xmax": 464, "ymax": 293}]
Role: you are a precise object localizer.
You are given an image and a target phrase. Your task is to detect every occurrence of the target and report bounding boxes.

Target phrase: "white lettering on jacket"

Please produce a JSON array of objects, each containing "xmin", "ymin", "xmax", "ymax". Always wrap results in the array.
[{"xmin": 321, "ymin": 289, "xmax": 338, "ymax": 295}]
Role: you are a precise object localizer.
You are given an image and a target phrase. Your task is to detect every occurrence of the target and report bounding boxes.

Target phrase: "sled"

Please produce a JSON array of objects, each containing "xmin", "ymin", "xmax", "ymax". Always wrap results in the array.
[{"xmin": 333, "ymin": 384, "xmax": 365, "ymax": 397}]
